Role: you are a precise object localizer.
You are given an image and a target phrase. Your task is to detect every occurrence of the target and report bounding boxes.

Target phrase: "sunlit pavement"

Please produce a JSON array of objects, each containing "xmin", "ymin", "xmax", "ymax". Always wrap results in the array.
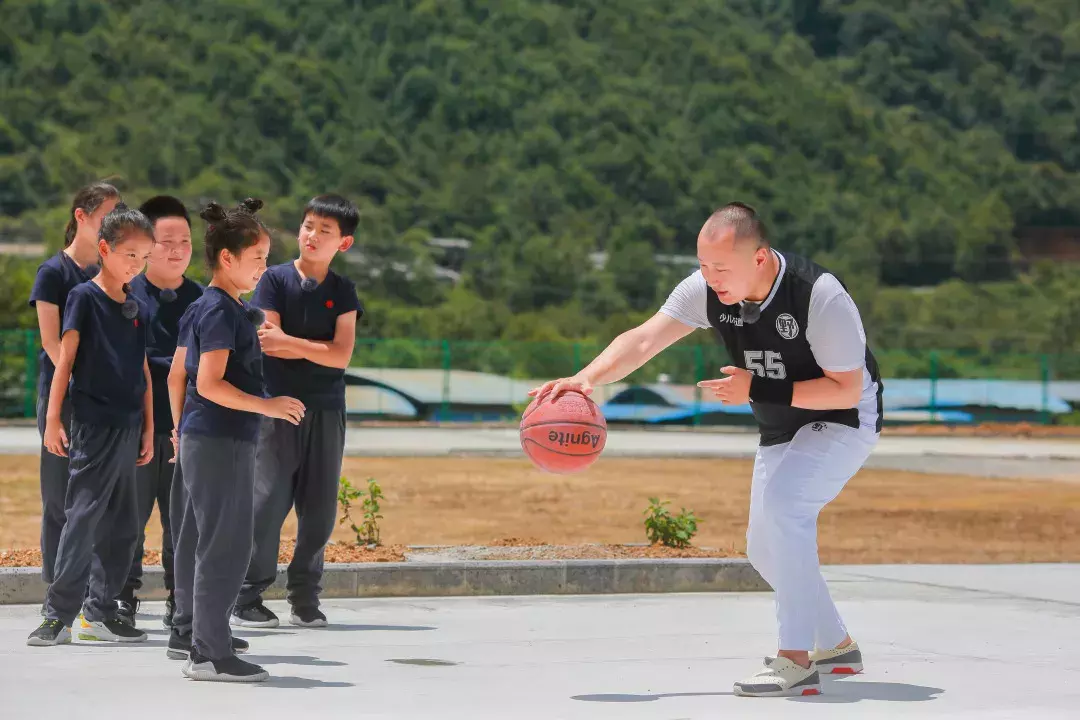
[{"xmin": 2, "ymin": 564, "xmax": 1077, "ymax": 719}]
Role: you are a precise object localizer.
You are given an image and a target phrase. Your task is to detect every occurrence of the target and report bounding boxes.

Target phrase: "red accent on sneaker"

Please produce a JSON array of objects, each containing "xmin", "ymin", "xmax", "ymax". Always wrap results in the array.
[
  {"xmin": 801, "ymin": 688, "xmax": 821, "ymax": 696},
  {"xmin": 830, "ymin": 667, "xmax": 858, "ymax": 674}
]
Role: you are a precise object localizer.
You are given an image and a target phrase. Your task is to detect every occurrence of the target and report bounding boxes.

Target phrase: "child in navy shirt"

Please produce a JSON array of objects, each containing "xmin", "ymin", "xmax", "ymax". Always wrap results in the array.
[
  {"xmin": 115, "ymin": 196, "xmax": 204, "ymax": 628},
  {"xmin": 167, "ymin": 198, "xmax": 304, "ymax": 683},
  {"xmin": 28, "ymin": 181, "xmax": 118, "ymax": 601},
  {"xmin": 233, "ymin": 194, "xmax": 362, "ymax": 629},
  {"xmin": 27, "ymin": 204, "xmax": 155, "ymax": 647}
]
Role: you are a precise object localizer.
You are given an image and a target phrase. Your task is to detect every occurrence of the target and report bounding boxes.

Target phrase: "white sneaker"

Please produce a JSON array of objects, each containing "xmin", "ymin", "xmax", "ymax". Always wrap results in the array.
[
  {"xmin": 810, "ymin": 640, "xmax": 863, "ymax": 674},
  {"xmin": 734, "ymin": 657, "xmax": 821, "ymax": 698}
]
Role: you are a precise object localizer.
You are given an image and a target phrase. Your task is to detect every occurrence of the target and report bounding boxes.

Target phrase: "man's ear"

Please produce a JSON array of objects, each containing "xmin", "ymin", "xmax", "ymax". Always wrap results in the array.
[{"xmin": 754, "ymin": 246, "xmax": 770, "ymax": 267}]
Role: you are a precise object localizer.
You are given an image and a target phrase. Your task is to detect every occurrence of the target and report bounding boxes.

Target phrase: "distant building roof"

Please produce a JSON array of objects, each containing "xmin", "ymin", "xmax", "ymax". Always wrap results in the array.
[
  {"xmin": 345, "ymin": 385, "xmax": 418, "ymax": 417},
  {"xmin": 1015, "ymin": 227, "xmax": 1080, "ymax": 262},
  {"xmin": 0, "ymin": 242, "xmax": 46, "ymax": 257},
  {"xmin": 588, "ymin": 251, "xmax": 700, "ymax": 271},
  {"xmin": 1049, "ymin": 382, "xmax": 1080, "ymax": 403},
  {"xmin": 605, "ymin": 384, "xmax": 700, "ymax": 407},
  {"xmin": 883, "ymin": 379, "xmax": 1071, "ymax": 413},
  {"xmin": 344, "ymin": 367, "xmax": 628, "ymax": 410},
  {"xmin": 340, "ymin": 369, "xmax": 1072, "ymax": 420},
  {"xmin": 428, "ymin": 237, "xmax": 471, "ymax": 249}
]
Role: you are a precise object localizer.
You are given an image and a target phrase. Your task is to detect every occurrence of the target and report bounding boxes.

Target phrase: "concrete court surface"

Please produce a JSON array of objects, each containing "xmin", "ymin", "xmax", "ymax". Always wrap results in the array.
[{"xmin": 1, "ymin": 565, "xmax": 1077, "ymax": 719}]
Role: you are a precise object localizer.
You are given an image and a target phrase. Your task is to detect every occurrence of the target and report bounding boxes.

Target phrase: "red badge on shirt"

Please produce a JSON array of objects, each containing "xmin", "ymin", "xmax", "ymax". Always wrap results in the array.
[
  {"xmin": 134, "ymin": 319, "xmax": 139, "ymax": 327},
  {"xmin": 325, "ymin": 300, "xmax": 334, "ymax": 309}
]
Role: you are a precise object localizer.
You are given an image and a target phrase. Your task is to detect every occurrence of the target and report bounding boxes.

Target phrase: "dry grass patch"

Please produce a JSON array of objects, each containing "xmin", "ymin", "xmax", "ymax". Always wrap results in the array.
[{"xmin": 1, "ymin": 456, "xmax": 1078, "ymax": 565}]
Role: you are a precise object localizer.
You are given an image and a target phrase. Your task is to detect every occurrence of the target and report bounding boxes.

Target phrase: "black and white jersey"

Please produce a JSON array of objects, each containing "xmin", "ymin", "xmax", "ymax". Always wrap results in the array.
[{"xmin": 660, "ymin": 250, "xmax": 883, "ymax": 446}]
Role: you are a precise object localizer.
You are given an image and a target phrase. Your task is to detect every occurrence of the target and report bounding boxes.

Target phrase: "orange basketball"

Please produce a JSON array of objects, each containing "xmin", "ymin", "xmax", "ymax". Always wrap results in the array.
[{"xmin": 520, "ymin": 390, "xmax": 607, "ymax": 474}]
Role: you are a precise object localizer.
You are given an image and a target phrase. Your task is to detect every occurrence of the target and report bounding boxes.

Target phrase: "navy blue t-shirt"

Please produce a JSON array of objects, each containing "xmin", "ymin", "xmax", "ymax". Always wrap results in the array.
[
  {"xmin": 129, "ymin": 275, "xmax": 204, "ymax": 434},
  {"xmin": 62, "ymin": 282, "xmax": 149, "ymax": 428},
  {"xmin": 28, "ymin": 251, "xmax": 99, "ymax": 397},
  {"xmin": 252, "ymin": 264, "xmax": 362, "ymax": 410},
  {"xmin": 178, "ymin": 287, "xmax": 265, "ymax": 443}
]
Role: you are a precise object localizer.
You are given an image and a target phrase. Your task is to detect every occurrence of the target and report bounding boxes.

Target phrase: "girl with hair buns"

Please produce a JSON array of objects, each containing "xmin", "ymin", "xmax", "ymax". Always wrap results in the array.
[{"xmin": 166, "ymin": 198, "xmax": 304, "ymax": 683}]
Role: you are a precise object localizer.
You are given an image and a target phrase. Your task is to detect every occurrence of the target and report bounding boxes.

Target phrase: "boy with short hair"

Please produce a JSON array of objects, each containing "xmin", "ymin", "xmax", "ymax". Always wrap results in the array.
[
  {"xmin": 118, "ymin": 196, "xmax": 204, "ymax": 627},
  {"xmin": 232, "ymin": 194, "xmax": 363, "ymax": 628}
]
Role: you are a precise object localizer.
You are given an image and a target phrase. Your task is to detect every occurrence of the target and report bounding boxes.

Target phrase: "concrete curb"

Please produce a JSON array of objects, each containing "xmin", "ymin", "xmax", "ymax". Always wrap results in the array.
[{"xmin": 0, "ymin": 559, "xmax": 767, "ymax": 604}]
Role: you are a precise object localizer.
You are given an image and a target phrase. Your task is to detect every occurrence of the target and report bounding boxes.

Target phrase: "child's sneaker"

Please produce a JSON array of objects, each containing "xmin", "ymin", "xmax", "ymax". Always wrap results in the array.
[
  {"xmin": 734, "ymin": 657, "xmax": 821, "ymax": 698},
  {"xmin": 289, "ymin": 605, "xmax": 327, "ymax": 628},
  {"xmin": 810, "ymin": 640, "xmax": 863, "ymax": 674},
  {"xmin": 76, "ymin": 614, "xmax": 147, "ymax": 642},
  {"xmin": 182, "ymin": 647, "xmax": 268, "ymax": 683},
  {"xmin": 167, "ymin": 630, "xmax": 249, "ymax": 660},
  {"xmin": 116, "ymin": 597, "xmax": 139, "ymax": 627},
  {"xmin": 163, "ymin": 593, "xmax": 176, "ymax": 629},
  {"xmin": 230, "ymin": 602, "xmax": 279, "ymax": 628},
  {"xmin": 27, "ymin": 619, "xmax": 71, "ymax": 647}
]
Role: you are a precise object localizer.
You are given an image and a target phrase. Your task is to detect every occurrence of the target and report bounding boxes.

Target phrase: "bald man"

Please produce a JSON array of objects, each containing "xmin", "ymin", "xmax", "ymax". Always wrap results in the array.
[{"xmin": 530, "ymin": 202, "xmax": 882, "ymax": 698}]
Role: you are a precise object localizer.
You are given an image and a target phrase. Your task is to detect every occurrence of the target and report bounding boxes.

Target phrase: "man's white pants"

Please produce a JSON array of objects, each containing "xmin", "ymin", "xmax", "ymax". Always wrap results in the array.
[{"xmin": 746, "ymin": 421, "xmax": 878, "ymax": 651}]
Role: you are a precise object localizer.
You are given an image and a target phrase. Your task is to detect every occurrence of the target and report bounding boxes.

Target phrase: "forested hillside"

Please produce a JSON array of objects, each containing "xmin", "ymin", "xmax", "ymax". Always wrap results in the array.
[{"xmin": 2, "ymin": 0, "xmax": 1079, "ymax": 366}]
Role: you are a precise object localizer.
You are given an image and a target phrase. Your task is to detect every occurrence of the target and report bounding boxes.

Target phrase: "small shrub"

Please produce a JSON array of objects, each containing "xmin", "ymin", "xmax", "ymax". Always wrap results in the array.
[
  {"xmin": 643, "ymin": 496, "xmax": 699, "ymax": 548},
  {"xmin": 338, "ymin": 477, "xmax": 385, "ymax": 546}
]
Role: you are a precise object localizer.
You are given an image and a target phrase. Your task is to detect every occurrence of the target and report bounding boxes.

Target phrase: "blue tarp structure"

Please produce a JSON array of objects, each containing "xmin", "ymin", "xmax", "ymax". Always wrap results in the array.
[
  {"xmin": 601, "ymin": 401, "xmax": 756, "ymax": 423},
  {"xmin": 600, "ymin": 378, "xmax": 1072, "ymax": 425},
  {"xmin": 881, "ymin": 379, "xmax": 1071, "ymax": 414}
]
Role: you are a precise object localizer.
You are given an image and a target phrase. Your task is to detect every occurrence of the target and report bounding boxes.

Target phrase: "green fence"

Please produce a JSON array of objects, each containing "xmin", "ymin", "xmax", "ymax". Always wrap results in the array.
[
  {"xmin": 0, "ymin": 330, "xmax": 40, "ymax": 419},
  {"xmin": 350, "ymin": 338, "xmax": 1077, "ymax": 424},
  {"xmin": 352, "ymin": 338, "xmax": 1074, "ymax": 381},
  {"xmin": 352, "ymin": 338, "xmax": 724, "ymax": 387},
  {"xmin": 1, "ymin": 330, "xmax": 1074, "ymax": 423}
]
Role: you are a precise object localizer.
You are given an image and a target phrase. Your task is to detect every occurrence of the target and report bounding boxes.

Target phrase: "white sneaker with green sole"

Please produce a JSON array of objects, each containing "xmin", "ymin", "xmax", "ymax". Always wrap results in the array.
[{"xmin": 76, "ymin": 614, "xmax": 147, "ymax": 643}]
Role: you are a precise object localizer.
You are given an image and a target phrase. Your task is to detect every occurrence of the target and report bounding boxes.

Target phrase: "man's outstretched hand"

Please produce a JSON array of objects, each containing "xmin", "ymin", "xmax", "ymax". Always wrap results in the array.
[
  {"xmin": 697, "ymin": 366, "xmax": 752, "ymax": 405},
  {"xmin": 527, "ymin": 376, "xmax": 593, "ymax": 403}
]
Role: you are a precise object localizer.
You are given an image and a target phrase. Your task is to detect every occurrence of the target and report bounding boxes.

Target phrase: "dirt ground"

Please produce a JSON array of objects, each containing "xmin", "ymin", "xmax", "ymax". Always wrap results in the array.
[
  {"xmin": 886, "ymin": 422, "xmax": 1080, "ymax": 438},
  {"xmin": 1, "ymin": 455, "xmax": 1079, "ymax": 565}
]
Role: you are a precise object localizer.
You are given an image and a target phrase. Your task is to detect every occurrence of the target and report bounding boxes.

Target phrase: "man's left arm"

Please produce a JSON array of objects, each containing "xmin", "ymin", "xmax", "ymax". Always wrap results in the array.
[
  {"xmin": 699, "ymin": 275, "xmax": 866, "ymax": 408},
  {"xmin": 790, "ymin": 277, "xmax": 866, "ymax": 409},
  {"xmin": 788, "ymin": 367, "xmax": 863, "ymax": 410}
]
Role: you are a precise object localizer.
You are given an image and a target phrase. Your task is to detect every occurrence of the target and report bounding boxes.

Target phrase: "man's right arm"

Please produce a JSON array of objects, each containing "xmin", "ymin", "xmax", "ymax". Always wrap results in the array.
[
  {"xmin": 529, "ymin": 271, "xmax": 708, "ymax": 399},
  {"xmin": 570, "ymin": 312, "xmax": 697, "ymax": 387}
]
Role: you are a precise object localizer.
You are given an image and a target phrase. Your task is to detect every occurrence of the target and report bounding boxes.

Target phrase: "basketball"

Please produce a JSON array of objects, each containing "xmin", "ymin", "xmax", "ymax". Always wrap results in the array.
[{"xmin": 519, "ymin": 390, "xmax": 607, "ymax": 474}]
